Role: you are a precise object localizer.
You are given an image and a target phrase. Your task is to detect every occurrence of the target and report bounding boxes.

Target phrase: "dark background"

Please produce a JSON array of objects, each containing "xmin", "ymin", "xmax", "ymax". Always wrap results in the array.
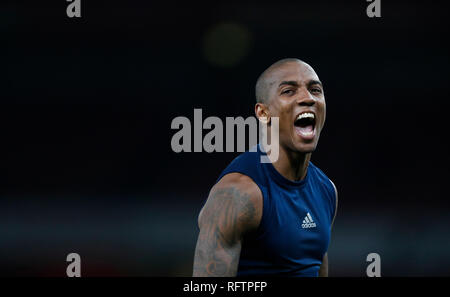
[{"xmin": 1, "ymin": 0, "xmax": 449, "ymax": 276}]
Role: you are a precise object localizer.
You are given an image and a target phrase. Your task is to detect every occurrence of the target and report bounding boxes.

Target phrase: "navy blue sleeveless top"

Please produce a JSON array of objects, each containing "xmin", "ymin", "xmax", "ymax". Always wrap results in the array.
[{"xmin": 215, "ymin": 145, "xmax": 336, "ymax": 277}]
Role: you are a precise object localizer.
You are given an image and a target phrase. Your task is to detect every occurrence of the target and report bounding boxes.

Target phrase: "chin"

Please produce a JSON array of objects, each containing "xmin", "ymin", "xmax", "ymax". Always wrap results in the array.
[
  {"xmin": 292, "ymin": 143, "xmax": 317, "ymax": 154},
  {"xmin": 298, "ymin": 147, "xmax": 316, "ymax": 154}
]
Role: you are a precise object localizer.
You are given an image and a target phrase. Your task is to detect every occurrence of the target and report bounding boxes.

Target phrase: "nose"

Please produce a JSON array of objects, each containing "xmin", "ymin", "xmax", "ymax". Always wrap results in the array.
[{"xmin": 297, "ymin": 87, "xmax": 316, "ymax": 106}]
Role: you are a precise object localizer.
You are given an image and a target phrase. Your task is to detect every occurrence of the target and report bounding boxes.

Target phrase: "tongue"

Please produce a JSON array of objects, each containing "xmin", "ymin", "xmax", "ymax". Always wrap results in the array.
[{"xmin": 299, "ymin": 124, "xmax": 314, "ymax": 134}]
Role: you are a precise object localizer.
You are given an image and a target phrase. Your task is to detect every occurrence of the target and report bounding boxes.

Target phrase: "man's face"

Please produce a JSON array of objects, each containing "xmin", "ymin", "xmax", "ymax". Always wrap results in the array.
[{"xmin": 266, "ymin": 61, "xmax": 326, "ymax": 153}]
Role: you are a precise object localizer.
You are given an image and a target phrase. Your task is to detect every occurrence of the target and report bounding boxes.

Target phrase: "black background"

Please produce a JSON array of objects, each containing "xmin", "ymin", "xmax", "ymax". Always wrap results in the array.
[{"xmin": 1, "ymin": 0, "xmax": 449, "ymax": 276}]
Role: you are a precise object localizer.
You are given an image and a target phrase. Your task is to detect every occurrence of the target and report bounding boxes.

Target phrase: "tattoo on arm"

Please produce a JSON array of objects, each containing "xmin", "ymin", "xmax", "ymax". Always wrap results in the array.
[{"xmin": 193, "ymin": 187, "xmax": 257, "ymax": 277}]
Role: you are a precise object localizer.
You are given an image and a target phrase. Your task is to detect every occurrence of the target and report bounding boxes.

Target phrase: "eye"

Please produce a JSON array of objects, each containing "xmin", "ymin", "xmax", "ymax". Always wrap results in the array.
[
  {"xmin": 311, "ymin": 87, "xmax": 322, "ymax": 94},
  {"xmin": 281, "ymin": 89, "xmax": 295, "ymax": 95}
]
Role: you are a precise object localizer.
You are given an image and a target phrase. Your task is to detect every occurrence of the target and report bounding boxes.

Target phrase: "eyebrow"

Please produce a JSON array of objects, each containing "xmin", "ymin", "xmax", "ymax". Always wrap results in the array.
[{"xmin": 278, "ymin": 80, "xmax": 323, "ymax": 89}]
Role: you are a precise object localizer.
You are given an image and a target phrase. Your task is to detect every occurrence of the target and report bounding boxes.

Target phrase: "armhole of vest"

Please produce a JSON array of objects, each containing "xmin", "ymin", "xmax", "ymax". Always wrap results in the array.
[
  {"xmin": 215, "ymin": 170, "xmax": 268, "ymax": 239},
  {"xmin": 329, "ymin": 179, "xmax": 338, "ymax": 225}
]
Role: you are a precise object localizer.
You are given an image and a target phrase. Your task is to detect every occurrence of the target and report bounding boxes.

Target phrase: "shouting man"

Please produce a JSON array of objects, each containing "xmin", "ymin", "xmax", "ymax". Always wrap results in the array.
[{"xmin": 193, "ymin": 58, "xmax": 338, "ymax": 277}]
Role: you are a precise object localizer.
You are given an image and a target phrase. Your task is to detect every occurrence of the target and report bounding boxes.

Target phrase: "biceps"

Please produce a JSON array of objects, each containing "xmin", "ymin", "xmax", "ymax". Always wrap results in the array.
[
  {"xmin": 192, "ymin": 185, "xmax": 258, "ymax": 277},
  {"xmin": 192, "ymin": 224, "xmax": 242, "ymax": 277}
]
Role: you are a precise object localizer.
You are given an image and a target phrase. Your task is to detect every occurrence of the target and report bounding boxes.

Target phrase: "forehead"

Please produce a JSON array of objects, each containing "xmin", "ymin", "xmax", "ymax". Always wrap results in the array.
[{"xmin": 268, "ymin": 61, "xmax": 319, "ymax": 86}]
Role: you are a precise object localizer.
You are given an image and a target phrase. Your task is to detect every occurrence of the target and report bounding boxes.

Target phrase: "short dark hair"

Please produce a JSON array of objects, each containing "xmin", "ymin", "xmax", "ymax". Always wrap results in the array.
[{"xmin": 255, "ymin": 58, "xmax": 305, "ymax": 104}]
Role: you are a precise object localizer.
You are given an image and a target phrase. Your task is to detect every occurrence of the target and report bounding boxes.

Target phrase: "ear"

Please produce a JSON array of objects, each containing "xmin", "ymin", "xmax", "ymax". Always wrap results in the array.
[{"xmin": 255, "ymin": 103, "xmax": 271, "ymax": 124}]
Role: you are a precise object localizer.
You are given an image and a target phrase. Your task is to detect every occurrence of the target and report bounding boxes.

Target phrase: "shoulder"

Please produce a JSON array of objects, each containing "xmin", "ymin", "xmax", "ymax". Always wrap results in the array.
[
  {"xmin": 309, "ymin": 162, "xmax": 336, "ymax": 195},
  {"xmin": 199, "ymin": 172, "xmax": 263, "ymax": 234},
  {"xmin": 309, "ymin": 162, "xmax": 330, "ymax": 183},
  {"xmin": 216, "ymin": 148, "xmax": 263, "ymax": 184},
  {"xmin": 309, "ymin": 162, "xmax": 338, "ymax": 219},
  {"xmin": 226, "ymin": 148, "xmax": 260, "ymax": 169}
]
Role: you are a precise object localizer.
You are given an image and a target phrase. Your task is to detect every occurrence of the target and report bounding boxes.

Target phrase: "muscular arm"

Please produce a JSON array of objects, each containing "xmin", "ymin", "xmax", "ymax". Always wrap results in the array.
[
  {"xmin": 192, "ymin": 173, "xmax": 262, "ymax": 277},
  {"xmin": 319, "ymin": 180, "xmax": 339, "ymax": 277}
]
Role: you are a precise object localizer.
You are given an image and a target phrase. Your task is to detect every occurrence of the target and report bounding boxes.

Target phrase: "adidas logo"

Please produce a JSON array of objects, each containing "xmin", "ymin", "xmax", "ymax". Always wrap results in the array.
[{"xmin": 301, "ymin": 212, "xmax": 317, "ymax": 229}]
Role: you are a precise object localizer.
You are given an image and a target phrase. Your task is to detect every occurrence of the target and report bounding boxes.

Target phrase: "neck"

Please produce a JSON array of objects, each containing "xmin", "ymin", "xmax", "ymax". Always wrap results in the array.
[{"xmin": 269, "ymin": 146, "xmax": 311, "ymax": 181}]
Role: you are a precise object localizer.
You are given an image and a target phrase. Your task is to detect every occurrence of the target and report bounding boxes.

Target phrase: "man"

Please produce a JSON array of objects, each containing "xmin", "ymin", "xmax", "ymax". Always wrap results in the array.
[{"xmin": 192, "ymin": 58, "xmax": 338, "ymax": 277}]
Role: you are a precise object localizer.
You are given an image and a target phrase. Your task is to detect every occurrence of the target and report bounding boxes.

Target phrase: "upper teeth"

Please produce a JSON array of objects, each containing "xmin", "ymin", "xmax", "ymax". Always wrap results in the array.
[{"xmin": 297, "ymin": 113, "xmax": 315, "ymax": 121}]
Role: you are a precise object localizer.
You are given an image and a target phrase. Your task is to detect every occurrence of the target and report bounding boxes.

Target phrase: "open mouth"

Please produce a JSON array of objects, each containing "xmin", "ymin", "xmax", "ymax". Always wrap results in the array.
[{"xmin": 294, "ymin": 112, "xmax": 316, "ymax": 139}]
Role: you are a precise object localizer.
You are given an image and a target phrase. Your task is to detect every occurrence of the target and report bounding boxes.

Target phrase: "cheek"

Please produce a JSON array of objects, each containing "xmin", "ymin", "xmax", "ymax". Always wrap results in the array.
[
  {"xmin": 268, "ymin": 102, "xmax": 289, "ymax": 123},
  {"xmin": 277, "ymin": 105, "xmax": 294, "ymax": 132},
  {"xmin": 319, "ymin": 100, "xmax": 326, "ymax": 126},
  {"xmin": 281, "ymin": 118, "xmax": 292, "ymax": 133}
]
